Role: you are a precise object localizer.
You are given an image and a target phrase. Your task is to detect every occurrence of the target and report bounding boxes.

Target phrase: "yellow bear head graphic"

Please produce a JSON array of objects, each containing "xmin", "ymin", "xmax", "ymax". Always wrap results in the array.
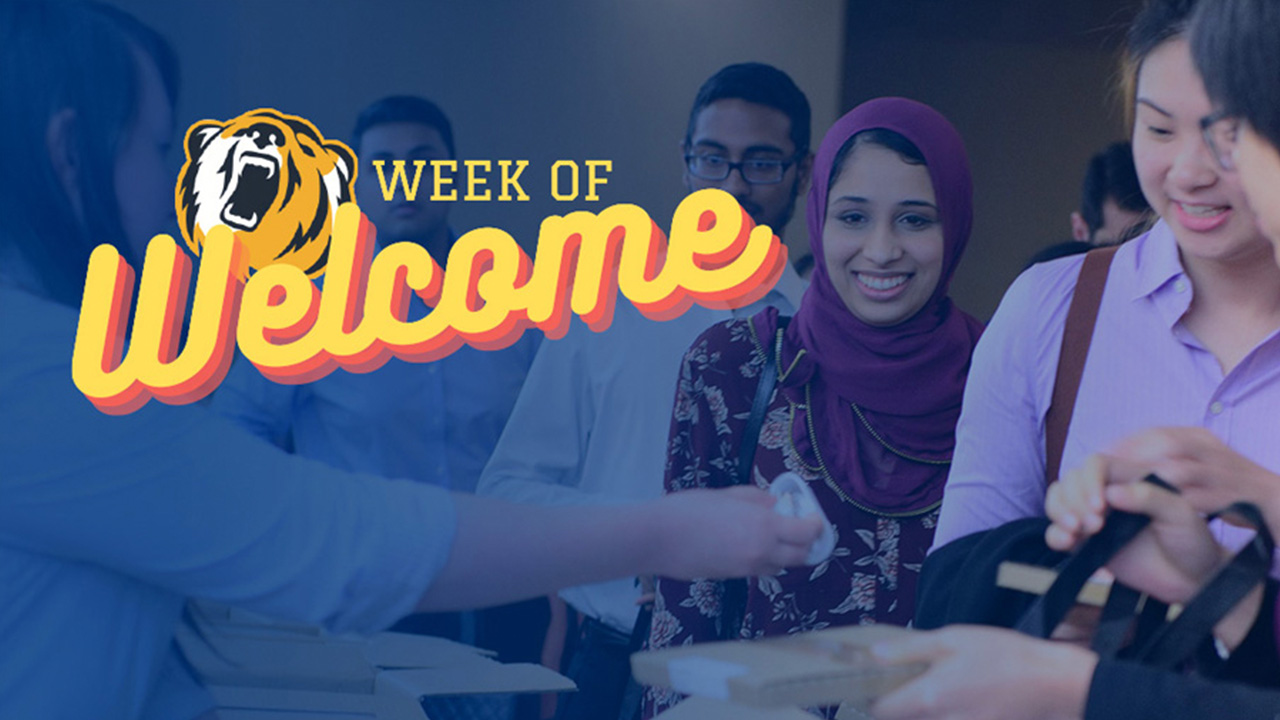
[{"xmin": 176, "ymin": 108, "xmax": 356, "ymax": 278}]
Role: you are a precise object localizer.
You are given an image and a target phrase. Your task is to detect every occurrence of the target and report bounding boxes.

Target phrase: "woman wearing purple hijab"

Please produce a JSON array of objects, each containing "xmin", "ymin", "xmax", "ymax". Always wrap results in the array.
[{"xmin": 644, "ymin": 98, "xmax": 983, "ymax": 719}]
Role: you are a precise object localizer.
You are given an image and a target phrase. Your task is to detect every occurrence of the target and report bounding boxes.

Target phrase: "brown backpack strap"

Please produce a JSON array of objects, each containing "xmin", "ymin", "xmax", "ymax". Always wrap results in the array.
[{"xmin": 1045, "ymin": 245, "xmax": 1119, "ymax": 484}]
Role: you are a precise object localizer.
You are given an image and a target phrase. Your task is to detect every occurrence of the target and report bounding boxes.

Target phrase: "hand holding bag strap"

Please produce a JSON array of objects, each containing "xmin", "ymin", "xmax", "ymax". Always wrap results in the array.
[
  {"xmin": 1012, "ymin": 474, "xmax": 1167, "ymax": 641},
  {"xmin": 1131, "ymin": 501, "xmax": 1276, "ymax": 669},
  {"xmin": 720, "ymin": 316, "xmax": 790, "ymax": 641},
  {"xmin": 1015, "ymin": 476, "xmax": 1275, "ymax": 671},
  {"xmin": 1045, "ymin": 245, "xmax": 1120, "ymax": 485}
]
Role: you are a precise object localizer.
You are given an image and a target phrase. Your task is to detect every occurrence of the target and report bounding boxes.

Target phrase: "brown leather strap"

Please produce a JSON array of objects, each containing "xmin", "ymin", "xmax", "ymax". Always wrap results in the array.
[{"xmin": 1045, "ymin": 245, "xmax": 1119, "ymax": 484}]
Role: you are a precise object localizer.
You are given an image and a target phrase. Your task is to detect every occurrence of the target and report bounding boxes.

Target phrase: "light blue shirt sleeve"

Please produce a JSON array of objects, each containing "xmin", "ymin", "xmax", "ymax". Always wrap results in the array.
[
  {"xmin": 209, "ymin": 352, "xmax": 298, "ymax": 450},
  {"xmin": 0, "ymin": 351, "xmax": 456, "ymax": 631},
  {"xmin": 0, "ymin": 287, "xmax": 457, "ymax": 718},
  {"xmin": 211, "ymin": 313, "xmax": 539, "ymax": 494}
]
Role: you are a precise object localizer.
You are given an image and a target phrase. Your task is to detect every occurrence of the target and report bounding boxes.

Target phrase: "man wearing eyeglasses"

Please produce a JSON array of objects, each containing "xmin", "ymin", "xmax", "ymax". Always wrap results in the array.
[
  {"xmin": 477, "ymin": 63, "xmax": 810, "ymax": 720},
  {"xmin": 682, "ymin": 65, "xmax": 813, "ymax": 247}
]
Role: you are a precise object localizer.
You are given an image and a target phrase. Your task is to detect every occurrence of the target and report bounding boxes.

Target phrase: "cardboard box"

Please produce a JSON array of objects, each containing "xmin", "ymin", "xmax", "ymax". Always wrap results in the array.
[
  {"xmin": 180, "ymin": 602, "xmax": 573, "ymax": 720},
  {"xmin": 650, "ymin": 696, "xmax": 829, "ymax": 720},
  {"xmin": 996, "ymin": 561, "xmax": 1183, "ymax": 619},
  {"xmin": 633, "ymin": 625, "xmax": 923, "ymax": 714}
]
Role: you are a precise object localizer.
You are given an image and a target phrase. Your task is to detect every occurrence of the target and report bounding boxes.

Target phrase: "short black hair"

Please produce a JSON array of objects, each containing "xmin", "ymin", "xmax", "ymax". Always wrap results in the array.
[
  {"xmin": 1193, "ymin": 0, "xmax": 1280, "ymax": 151},
  {"xmin": 351, "ymin": 95, "xmax": 455, "ymax": 157},
  {"xmin": 685, "ymin": 63, "xmax": 810, "ymax": 157},
  {"xmin": 1079, "ymin": 141, "xmax": 1149, "ymax": 234}
]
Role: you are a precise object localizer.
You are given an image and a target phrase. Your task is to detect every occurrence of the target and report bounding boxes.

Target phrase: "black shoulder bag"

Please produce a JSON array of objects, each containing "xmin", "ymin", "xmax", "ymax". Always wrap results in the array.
[{"xmin": 1016, "ymin": 475, "xmax": 1275, "ymax": 673}]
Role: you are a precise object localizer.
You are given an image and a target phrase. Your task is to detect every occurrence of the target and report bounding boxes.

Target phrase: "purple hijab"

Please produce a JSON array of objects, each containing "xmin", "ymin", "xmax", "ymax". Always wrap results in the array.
[{"xmin": 754, "ymin": 97, "xmax": 983, "ymax": 514}]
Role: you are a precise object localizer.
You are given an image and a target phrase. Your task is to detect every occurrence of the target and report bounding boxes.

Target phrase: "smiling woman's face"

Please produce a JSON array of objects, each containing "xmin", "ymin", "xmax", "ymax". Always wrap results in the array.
[
  {"xmin": 1131, "ymin": 38, "xmax": 1269, "ymax": 266},
  {"xmin": 821, "ymin": 141, "xmax": 944, "ymax": 327}
]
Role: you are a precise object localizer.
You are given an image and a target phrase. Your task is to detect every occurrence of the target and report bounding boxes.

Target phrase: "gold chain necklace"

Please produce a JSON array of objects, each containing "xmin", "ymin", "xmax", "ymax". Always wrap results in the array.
[
  {"xmin": 748, "ymin": 321, "xmax": 942, "ymax": 518},
  {"xmin": 849, "ymin": 402, "xmax": 952, "ymax": 466},
  {"xmin": 746, "ymin": 322, "xmax": 806, "ymax": 384},
  {"xmin": 799, "ymin": 383, "xmax": 943, "ymax": 519}
]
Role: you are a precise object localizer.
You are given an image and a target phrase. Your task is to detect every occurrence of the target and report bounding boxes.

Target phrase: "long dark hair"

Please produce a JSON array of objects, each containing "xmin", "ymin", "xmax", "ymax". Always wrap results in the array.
[{"xmin": 0, "ymin": 1, "xmax": 178, "ymax": 307}]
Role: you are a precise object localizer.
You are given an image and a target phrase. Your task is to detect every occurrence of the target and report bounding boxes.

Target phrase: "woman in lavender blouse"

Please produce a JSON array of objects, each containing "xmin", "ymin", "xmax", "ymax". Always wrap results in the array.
[
  {"xmin": 929, "ymin": 0, "xmax": 1280, "ymax": 566},
  {"xmin": 872, "ymin": 1, "xmax": 1280, "ymax": 718}
]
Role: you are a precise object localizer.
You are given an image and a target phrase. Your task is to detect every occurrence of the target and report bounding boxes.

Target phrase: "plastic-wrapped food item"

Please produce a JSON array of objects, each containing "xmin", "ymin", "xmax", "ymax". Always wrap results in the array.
[{"xmin": 768, "ymin": 472, "xmax": 836, "ymax": 565}]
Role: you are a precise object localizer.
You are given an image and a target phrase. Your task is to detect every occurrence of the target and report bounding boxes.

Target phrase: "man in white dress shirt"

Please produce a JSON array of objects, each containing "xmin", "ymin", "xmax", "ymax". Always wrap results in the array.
[{"xmin": 477, "ymin": 62, "xmax": 813, "ymax": 720}]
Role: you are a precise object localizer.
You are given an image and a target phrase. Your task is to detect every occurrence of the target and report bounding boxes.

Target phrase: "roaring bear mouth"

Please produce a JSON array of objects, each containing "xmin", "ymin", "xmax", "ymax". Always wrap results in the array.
[{"xmin": 221, "ymin": 151, "xmax": 280, "ymax": 231}]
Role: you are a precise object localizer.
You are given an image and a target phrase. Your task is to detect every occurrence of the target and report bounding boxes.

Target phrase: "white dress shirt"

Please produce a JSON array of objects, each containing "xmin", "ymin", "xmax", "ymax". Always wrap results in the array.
[{"xmin": 477, "ymin": 263, "xmax": 806, "ymax": 632}]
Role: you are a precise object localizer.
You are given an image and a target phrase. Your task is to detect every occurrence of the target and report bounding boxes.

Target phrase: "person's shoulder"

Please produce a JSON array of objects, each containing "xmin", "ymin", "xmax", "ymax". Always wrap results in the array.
[
  {"xmin": 1007, "ymin": 251, "xmax": 1089, "ymax": 309},
  {"xmin": 988, "ymin": 250, "xmax": 1092, "ymax": 340},
  {"xmin": 0, "ymin": 285, "xmax": 77, "ymax": 338},
  {"xmin": 675, "ymin": 315, "xmax": 779, "ymax": 406},
  {"xmin": 0, "ymin": 286, "xmax": 79, "ymax": 382},
  {"xmin": 0, "ymin": 285, "xmax": 214, "ymax": 454},
  {"xmin": 685, "ymin": 316, "xmax": 764, "ymax": 366}
]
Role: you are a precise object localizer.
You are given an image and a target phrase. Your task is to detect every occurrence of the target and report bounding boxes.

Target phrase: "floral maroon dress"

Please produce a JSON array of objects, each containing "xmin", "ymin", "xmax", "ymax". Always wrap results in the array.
[{"xmin": 643, "ymin": 318, "xmax": 945, "ymax": 719}]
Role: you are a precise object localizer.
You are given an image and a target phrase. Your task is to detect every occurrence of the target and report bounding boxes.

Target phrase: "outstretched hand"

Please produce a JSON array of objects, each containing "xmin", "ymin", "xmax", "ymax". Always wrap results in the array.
[
  {"xmin": 869, "ymin": 626, "xmax": 1095, "ymax": 720},
  {"xmin": 649, "ymin": 486, "xmax": 823, "ymax": 580}
]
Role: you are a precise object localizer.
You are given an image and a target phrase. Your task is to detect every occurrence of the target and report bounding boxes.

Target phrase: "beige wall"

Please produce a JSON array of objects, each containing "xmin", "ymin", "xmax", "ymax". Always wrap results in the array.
[{"xmin": 108, "ymin": 0, "xmax": 846, "ymax": 263}]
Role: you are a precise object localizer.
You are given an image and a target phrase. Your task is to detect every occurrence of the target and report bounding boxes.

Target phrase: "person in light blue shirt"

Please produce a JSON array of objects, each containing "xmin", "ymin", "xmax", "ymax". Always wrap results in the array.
[
  {"xmin": 0, "ymin": 6, "xmax": 826, "ymax": 720},
  {"xmin": 212, "ymin": 96, "xmax": 540, "ymax": 495},
  {"xmin": 209, "ymin": 93, "xmax": 542, "ymax": 720},
  {"xmin": 1, "ymin": 277, "xmax": 817, "ymax": 720}
]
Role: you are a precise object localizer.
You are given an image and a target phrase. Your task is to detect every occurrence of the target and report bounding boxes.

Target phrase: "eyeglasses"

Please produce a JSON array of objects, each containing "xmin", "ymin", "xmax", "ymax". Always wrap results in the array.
[
  {"xmin": 1200, "ymin": 110, "xmax": 1240, "ymax": 171},
  {"xmin": 684, "ymin": 153, "xmax": 798, "ymax": 184}
]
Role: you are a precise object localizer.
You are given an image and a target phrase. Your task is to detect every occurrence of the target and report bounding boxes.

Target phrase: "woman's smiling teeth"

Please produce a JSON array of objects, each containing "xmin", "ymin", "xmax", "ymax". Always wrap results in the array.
[
  {"xmin": 1177, "ymin": 202, "xmax": 1228, "ymax": 217},
  {"xmin": 856, "ymin": 272, "xmax": 909, "ymax": 291}
]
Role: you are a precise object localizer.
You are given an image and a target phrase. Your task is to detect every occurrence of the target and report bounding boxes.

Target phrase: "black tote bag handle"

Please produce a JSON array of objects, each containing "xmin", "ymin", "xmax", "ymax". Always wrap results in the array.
[{"xmin": 1014, "ymin": 475, "xmax": 1274, "ymax": 669}]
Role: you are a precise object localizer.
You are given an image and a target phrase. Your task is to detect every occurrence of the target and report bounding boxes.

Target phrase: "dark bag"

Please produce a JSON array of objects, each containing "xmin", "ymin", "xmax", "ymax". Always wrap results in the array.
[{"xmin": 1015, "ymin": 476, "xmax": 1275, "ymax": 671}]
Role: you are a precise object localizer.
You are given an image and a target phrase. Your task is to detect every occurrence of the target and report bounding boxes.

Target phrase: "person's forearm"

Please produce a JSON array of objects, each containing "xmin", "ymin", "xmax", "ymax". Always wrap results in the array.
[
  {"xmin": 414, "ymin": 487, "xmax": 818, "ymax": 613},
  {"xmin": 414, "ymin": 494, "xmax": 659, "ymax": 612}
]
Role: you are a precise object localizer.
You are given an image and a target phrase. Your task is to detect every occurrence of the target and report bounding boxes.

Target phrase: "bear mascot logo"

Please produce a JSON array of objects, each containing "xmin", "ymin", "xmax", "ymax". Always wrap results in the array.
[{"xmin": 176, "ymin": 108, "xmax": 356, "ymax": 278}]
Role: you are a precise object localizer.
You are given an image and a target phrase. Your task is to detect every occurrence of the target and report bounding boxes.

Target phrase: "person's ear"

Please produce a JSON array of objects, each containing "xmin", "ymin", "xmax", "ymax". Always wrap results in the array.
[
  {"xmin": 1069, "ymin": 211, "xmax": 1091, "ymax": 242},
  {"xmin": 795, "ymin": 152, "xmax": 814, "ymax": 196},
  {"xmin": 46, "ymin": 108, "xmax": 85, "ymax": 219}
]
